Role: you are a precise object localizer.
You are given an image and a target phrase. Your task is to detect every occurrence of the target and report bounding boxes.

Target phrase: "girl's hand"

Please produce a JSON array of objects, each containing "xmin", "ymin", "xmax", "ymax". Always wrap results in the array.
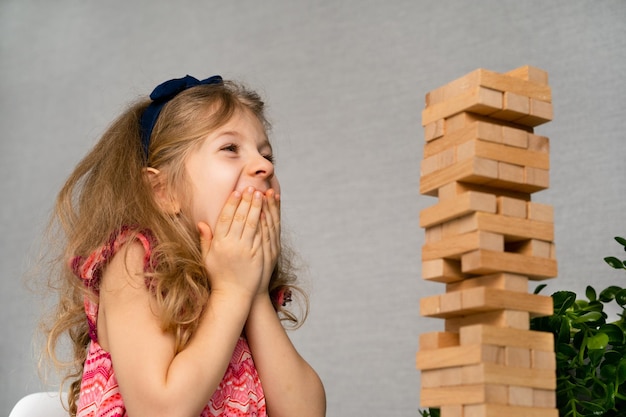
[
  {"xmin": 198, "ymin": 187, "xmax": 265, "ymax": 298},
  {"xmin": 259, "ymin": 189, "xmax": 281, "ymax": 296}
]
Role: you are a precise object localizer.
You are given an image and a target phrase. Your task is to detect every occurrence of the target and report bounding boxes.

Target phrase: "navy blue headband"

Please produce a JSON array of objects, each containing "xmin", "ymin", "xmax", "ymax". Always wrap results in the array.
[{"xmin": 139, "ymin": 74, "xmax": 223, "ymax": 159}]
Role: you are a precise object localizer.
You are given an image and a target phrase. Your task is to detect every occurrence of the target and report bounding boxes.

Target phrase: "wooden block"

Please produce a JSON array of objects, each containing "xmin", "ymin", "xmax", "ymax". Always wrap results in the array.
[
  {"xmin": 420, "ymin": 191, "xmax": 497, "ymax": 228},
  {"xmin": 446, "ymin": 273, "xmax": 529, "ymax": 292},
  {"xmin": 460, "ymin": 324, "xmax": 554, "ymax": 351},
  {"xmin": 505, "ymin": 346, "xmax": 531, "ymax": 368},
  {"xmin": 422, "ymin": 367, "xmax": 463, "ymax": 387},
  {"xmin": 422, "ymin": 258, "xmax": 465, "ymax": 283},
  {"xmin": 420, "ymin": 157, "xmax": 499, "ymax": 196},
  {"xmin": 421, "ymin": 294, "xmax": 441, "ymax": 317},
  {"xmin": 506, "ymin": 65, "xmax": 549, "ymax": 85},
  {"xmin": 531, "ymin": 349, "xmax": 557, "ymax": 370},
  {"xmin": 419, "ymin": 331, "xmax": 460, "ymax": 350},
  {"xmin": 441, "ymin": 290, "xmax": 463, "ymax": 314},
  {"xmin": 462, "ymin": 363, "xmax": 555, "ymax": 389},
  {"xmin": 506, "ymin": 239, "xmax": 553, "ymax": 259},
  {"xmin": 527, "ymin": 202, "xmax": 554, "ymax": 222},
  {"xmin": 462, "ymin": 249, "xmax": 558, "ymax": 280},
  {"xmin": 421, "ymin": 147, "xmax": 456, "ymax": 175},
  {"xmin": 514, "ymin": 98, "xmax": 553, "ymax": 127},
  {"xmin": 444, "ymin": 112, "xmax": 525, "ymax": 136},
  {"xmin": 422, "ymin": 86, "xmax": 503, "ymax": 126},
  {"xmin": 473, "ymin": 212, "xmax": 554, "ymax": 242},
  {"xmin": 424, "ymin": 118, "xmax": 445, "ymax": 142},
  {"xmin": 422, "ymin": 231, "xmax": 504, "ymax": 261},
  {"xmin": 447, "ymin": 212, "xmax": 553, "ymax": 242},
  {"xmin": 421, "ymin": 153, "xmax": 441, "ymax": 176},
  {"xmin": 453, "ymin": 138, "xmax": 550, "ymax": 170},
  {"xmin": 438, "ymin": 181, "xmax": 531, "ymax": 202},
  {"xmin": 420, "ymin": 384, "xmax": 508, "ymax": 407},
  {"xmin": 445, "ymin": 112, "xmax": 484, "ymax": 133},
  {"xmin": 463, "ymin": 404, "xmax": 558, "ymax": 417},
  {"xmin": 527, "ymin": 134, "xmax": 550, "ymax": 152},
  {"xmin": 491, "ymin": 91, "xmax": 530, "ymax": 121},
  {"xmin": 443, "ymin": 214, "xmax": 475, "ymax": 238},
  {"xmin": 424, "ymin": 121, "xmax": 498, "ymax": 159},
  {"xmin": 424, "ymin": 68, "xmax": 552, "ymax": 108},
  {"xmin": 460, "ymin": 287, "xmax": 553, "ymax": 317},
  {"xmin": 497, "ymin": 196, "xmax": 527, "ymax": 218},
  {"xmin": 525, "ymin": 167, "xmax": 550, "ymax": 188},
  {"xmin": 440, "ymin": 405, "xmax": 463, "ymax": 417},
  {"xmin": 498, "ymin": 162, "xmax": 525, "ymax": 183},
  {"xmin": 417, "ymin": 344, "xmax": 503, "ymax": 370},
  {"xmin": 533, "ymin": 389, "xmax": 556, "ymax": 408},
  {"xmin": 509, "ymin": 386, "xmax": 534, "ymax": 406},
  {"xmin": 423, "ymin": 287, "xmax": 552, "ymax": 318},
  {"xmin": 445, "ymin": 310, "xmax": 530, "ymax": 332},
  {"xmin": 502, "ymin": 126, "xmax": 529, "ymax": 148},
  {"xmin": 421, "ymin": 156, "xmax": 549, "ymax": 196},
  {"xmin": 425, "ymin": 224, "xmax": 443, "ymax": 243}
]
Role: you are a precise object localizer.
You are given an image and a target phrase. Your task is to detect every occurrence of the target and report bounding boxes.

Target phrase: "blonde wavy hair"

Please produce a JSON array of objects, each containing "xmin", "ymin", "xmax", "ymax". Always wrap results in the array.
[{"xmin": 40, "ymin": 80, "xmax": 306, "ymax": 415}]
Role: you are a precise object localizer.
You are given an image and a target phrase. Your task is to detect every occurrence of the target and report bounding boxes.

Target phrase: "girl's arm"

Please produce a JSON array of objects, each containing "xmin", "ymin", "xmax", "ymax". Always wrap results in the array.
[
  {"xmin": 98, "ymin": 189, "xmax": 265, "ymax": 417},
  {"xmin": 245, "ymin": 295, "xmax": 326, "ymax": 417},
  {"xmin": 244, "ymin": 190, "xmax": 326, "ymax": 417}
]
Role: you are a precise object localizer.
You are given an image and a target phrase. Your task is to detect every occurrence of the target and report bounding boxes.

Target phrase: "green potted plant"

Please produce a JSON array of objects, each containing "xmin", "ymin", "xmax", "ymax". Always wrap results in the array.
[
  {"xmin": 420, "ymin": 236, "xmax": 626, "ymax": 417},
  {"xmin": 530, "ymin": 236, "xmax": 626, "ymax": 416}
]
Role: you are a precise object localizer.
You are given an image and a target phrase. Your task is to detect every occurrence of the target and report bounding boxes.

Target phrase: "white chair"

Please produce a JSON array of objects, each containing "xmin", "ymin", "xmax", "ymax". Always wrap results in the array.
[{"xmin": 9, "ymin": 391, "xmax": 68, "ymax": 417}]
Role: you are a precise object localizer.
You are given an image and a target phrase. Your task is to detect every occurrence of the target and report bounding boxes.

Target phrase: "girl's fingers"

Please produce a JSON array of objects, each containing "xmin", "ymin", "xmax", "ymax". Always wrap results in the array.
[
  {"xmin": 197, "ymin": 221, "xmax": 213, "ymax": 257},
  {"xmin": 213, "ymin": 190, "xmax": 243, "ymax": 238},
  {"xmin": 239, "ymin": 188, "xmax": 263, "ymax": 242},
  {"xmin": 265, "ymin": 190, "xmax": 281, "ymax": 252}
]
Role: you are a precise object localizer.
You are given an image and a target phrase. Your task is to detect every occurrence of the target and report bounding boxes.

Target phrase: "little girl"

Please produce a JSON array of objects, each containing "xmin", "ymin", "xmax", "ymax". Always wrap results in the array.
[{"xmin": 42, "ymin": 75, "xmax": 326, "ymax": 417}]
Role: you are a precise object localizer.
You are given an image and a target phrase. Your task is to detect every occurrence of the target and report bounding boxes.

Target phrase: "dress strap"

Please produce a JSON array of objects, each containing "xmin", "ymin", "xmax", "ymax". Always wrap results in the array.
[{"xmin": 72, "ymin": 227, "xmax": 156, "ymax": 341}]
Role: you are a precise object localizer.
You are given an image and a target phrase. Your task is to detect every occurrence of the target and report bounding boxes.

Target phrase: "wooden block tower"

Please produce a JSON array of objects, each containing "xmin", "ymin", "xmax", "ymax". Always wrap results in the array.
[{"xmin": 417, "ymin": 66, "xmax": 558, "ymax": 417}]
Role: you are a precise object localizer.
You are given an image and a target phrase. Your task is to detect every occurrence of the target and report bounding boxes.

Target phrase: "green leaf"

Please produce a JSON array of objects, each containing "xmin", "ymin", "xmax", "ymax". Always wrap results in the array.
[
  {"xmin": 601, "ymin": 324, "xmax": 625, "ymax": 345},
  {"xmin": 604, "ymin": 350, "xmax": 623, "ymax": 365},
  {"xmin": 615, "ymin": 236, "xmax": 626, "ymax": 248},
  {"xmin": 534, "ymin": 283, "xmax": 548, "ymax": 294},
  {"xmin": 574, "ymin": 311, "xmax": 604, "ymax": 324},
  {"xmin": 587, "ymin": 332, "xmax": 610, "ymax": 350},
  {"xmin": 578, "ymin": 399, "xmax": 608, "ymax": 413},
  {"xmin": 617, "ymin": 359, "xmax": 626, "ymax": 385},
  {"xmin": 605, "ymin": 256, "xmax": 625, "ymax": 269},
  {"xmin": 601, "ymin": 363, "xmax": 617, "ymax": 380},
  {"xmin": 589, "ymin": 347, "xmax": 605, "ymax": 365},
  {"xmin": 553, "ymin": 291, "xmax": 577, "ymax": 315},
  {"xmin": 557, "ymin": 318, "xmax": 572, "ymax": 345},
  {"xmin": 616, "ymin": 289, "xmax": 626, "ymax": 308},
  {"xmin": 587, "ymin": 285, "xmax": 598, "ymax": 301},
  {"xmin": 600, "ymin": 286, "xmax": 623, "ymax": 302}
]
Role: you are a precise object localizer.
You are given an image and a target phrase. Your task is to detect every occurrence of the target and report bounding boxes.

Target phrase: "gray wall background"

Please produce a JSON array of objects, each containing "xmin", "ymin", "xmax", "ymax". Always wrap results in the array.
[{"xmin": 2, "ymin": 1, "xmax": 625, "ymax": 415}]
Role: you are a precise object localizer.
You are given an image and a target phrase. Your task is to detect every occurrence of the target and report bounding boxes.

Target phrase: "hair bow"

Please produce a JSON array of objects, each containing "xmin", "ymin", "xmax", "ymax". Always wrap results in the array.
[{"xmin": 139, "ymin": 75, "xmax": 223, "ymax": 159}]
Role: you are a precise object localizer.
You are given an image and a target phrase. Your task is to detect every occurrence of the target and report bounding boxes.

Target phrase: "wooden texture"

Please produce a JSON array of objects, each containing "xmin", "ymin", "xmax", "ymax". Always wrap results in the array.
[
  {"xmin": 419, "ymin": 331, "xmax": 460, "ymax": 350},
  {"xmin": 420, "ymin": 191, "xmax": 497, "ymax": 228},
  {"xmin": 459, "ymin": 325, "xmax": 554, "ymax": 352},
  {"xmin": 463, "ymin": 404, "xmax": 558, "ymax": 417},
  {"xmin": 420, "ymin": 287, "xmax": 552, "ymax": 318},
  {"xmin": 461, "ymin": 249, "xmax": 557, "ymax": 279},
  {"xmin": 420, "ymin": 156, "xmax": 548, "ymax": 195},
  {"xmin": 420, "ymin": 384, "xmax": 508, "ymax": 407},
  {"xmin": 418, "ymin": 66, "xmax": 556, "ymax": 413}
]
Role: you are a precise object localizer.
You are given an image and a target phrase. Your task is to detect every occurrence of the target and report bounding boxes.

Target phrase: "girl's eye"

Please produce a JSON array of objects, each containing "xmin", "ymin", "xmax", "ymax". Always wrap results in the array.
[
  {"xmin": 263, "ymin": 154, "xmax": 275, "ymax": 164},
  {"xmin": 222, "ymin": 144, "xmax": 239, "ymax": 153}
]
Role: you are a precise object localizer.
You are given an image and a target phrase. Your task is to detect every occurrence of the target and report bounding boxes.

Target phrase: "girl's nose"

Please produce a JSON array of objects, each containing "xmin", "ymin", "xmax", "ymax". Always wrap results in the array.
[{"xmin": 252, "ymin": 153, "xmax": 274, "ymax": 180}]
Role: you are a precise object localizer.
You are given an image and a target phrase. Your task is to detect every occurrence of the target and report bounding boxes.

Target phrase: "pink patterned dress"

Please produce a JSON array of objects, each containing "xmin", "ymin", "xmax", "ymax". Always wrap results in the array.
[{"xmin": 72, "ymin": 228, "xmax": 267, "ymax": 417}]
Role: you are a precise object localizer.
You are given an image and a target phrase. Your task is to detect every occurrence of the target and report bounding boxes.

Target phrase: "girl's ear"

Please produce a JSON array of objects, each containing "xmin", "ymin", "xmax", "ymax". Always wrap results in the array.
[{"xmin": 144, "ymin": 167, "xmax": 181, "ymax": 215}]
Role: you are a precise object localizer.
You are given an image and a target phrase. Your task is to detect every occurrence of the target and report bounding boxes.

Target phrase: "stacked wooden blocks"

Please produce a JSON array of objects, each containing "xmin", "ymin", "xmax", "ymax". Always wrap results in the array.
[{"xmin": 417, "ymin": 66, "xmax": 558, "ymax": 417}]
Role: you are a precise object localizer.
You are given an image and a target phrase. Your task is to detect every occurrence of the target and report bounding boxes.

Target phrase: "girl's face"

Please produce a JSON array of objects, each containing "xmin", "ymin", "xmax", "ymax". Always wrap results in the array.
[{"xmin": 183, "ymin": 109, "xmax": 280, "ymax": 231}]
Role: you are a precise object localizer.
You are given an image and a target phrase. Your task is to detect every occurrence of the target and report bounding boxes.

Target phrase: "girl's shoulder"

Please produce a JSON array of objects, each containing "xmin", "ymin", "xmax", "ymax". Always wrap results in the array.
[{"xmin": 70, "ymin": 226, "xmax": 157, "ymax": 293}]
